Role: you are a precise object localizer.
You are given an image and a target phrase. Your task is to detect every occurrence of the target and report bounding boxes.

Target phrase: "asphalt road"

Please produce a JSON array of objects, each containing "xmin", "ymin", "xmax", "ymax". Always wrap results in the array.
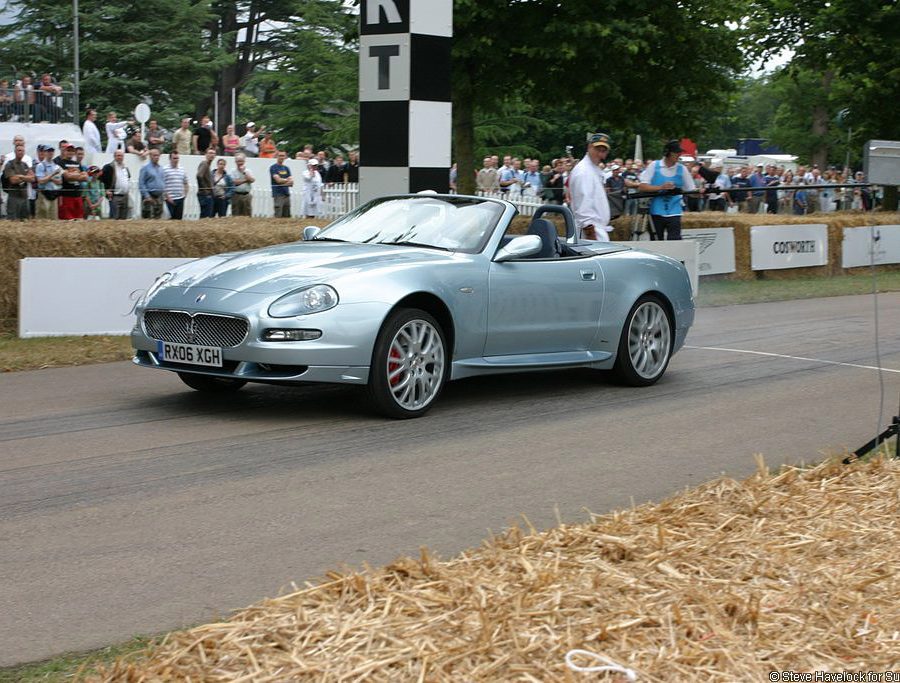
[{"xmin": 1, "ymin": 293, "xmax": 899, "ymax": 666}]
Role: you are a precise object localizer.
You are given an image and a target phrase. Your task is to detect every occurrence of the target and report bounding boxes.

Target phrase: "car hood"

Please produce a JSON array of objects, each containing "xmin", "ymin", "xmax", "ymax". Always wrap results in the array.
[{"xmin": 168, "ymin": 241, "xmax": 453, "ymax": 294}]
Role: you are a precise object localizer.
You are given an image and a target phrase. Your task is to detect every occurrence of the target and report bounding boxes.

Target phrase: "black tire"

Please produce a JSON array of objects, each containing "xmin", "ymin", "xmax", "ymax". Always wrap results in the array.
[
  {"xmin": 611, "ymin": 294, "xmax": 673, "ymax": 386},
  {"xmin": 367, "ymin": 308, "xmax": 448, "ymax": 419},
  {"xmin": 178, "ymin": 372, "xmax": 247, "ymax": 393}
]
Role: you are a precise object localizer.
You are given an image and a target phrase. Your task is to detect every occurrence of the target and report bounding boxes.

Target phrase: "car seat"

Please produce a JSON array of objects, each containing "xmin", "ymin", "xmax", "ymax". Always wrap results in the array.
[{"xmin": 526, "ymin": 218, "xmax": 561, "ymax": 258}]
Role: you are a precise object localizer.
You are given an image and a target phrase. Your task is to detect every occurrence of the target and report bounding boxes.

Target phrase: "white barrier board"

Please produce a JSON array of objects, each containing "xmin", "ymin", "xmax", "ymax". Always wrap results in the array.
[
  {"xmin": 751, "ymin": 224, "xmax": 828, "ymax": 271},
  {"xmin": 682, "ymin": 228, "xmax": 736, "ymax": 275},
  {"xmin": 620, "ymin": 240, "xmax": 699, "ymax": 296},
  {"xmin": 19, "ymin": 258, "xmax": 192, "ymax": 337},
  {"xmin": 842, "ymin": 225, "xmax": 900, "ymax": 268}
]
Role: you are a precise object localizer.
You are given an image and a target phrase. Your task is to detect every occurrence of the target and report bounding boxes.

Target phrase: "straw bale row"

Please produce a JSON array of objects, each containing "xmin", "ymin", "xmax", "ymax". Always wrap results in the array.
[
  {"xmin": 0, "ymin": 218, "xmax": 329, "ymax": 327},
  {"xmin": 94, "ymin": 455, "xmax": 900, "ymax": 682},
  {"xmin": 2, "ymin": 212, "xmax": 899, "ymax": 326}
]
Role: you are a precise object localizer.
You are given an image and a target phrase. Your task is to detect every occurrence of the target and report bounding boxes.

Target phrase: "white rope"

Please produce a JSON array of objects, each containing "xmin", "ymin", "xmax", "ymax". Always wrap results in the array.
[{"xmin": 565, "ymin": 649, "xmax": 638, "ymax": 680}]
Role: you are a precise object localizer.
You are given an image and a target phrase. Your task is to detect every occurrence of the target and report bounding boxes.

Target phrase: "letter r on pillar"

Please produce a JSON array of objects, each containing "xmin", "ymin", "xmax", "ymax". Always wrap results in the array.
[{"xmin": 366, "ymin": 0, "xmax": 402, "ymax": 24}]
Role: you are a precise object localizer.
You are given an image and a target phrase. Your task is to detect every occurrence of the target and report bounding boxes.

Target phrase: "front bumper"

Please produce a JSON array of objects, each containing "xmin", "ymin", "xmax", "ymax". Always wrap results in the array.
[{"xmin": 131, "ymin": 295, "xmax": 392, "ymax": 385}]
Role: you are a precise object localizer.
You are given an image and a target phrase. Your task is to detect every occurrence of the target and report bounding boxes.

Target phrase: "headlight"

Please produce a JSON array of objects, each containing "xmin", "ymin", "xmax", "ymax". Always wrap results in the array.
[
  {"xmin": 139, "ymin": 271, "xmax": 174, "ymax": 307},
  {"xmin": 268, "ymin": 284, "xmax": 339, "ymax": 317}
]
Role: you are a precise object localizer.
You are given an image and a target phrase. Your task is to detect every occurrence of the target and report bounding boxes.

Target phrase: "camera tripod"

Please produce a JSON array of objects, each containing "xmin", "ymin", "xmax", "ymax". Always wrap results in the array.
[{"xmin": 629, "ymin": 208, "xmax": 657, "ymax": 241}]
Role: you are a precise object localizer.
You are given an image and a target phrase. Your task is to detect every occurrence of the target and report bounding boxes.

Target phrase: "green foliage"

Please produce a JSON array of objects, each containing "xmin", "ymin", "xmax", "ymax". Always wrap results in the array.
[
  {"xmin": 240, "ymin": 1, "xmax": 358, "ymax": 152},
  {"xmin": 743, "ymin": 0, "xmax": 900, "ymax": 162}
]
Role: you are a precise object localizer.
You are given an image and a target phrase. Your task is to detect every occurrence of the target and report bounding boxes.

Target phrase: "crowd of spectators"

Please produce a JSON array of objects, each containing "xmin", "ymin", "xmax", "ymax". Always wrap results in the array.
[
  {"xmin": 0, "ymin": 73, "xmax": 69, "ymax": 124},
  {"xmin": 472, "ymin": 154, "xmax": 874, "ymax": 217},
  {"xmin": 1, "ymin": 109, "xmax": 362, "ymax": 221}
]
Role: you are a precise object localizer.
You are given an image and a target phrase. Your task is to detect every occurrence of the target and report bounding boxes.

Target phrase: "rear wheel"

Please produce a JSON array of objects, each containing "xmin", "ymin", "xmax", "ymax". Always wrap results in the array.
[
  {"xmin": 178, "ymin": 372, "xmax": 247, "ymax": 393},
  {"xmin": 612, "ymin": 294, "xmax": 673, "ymax": 386},
  {"xmin": 367, "ymin": 308, "xmax": 447, "ymax": 418}
]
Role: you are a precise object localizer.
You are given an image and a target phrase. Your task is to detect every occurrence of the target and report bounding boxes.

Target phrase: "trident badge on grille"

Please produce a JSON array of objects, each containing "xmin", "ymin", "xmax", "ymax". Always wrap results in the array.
[{"xmin": 185, "ymin": 317, "xmax": 197, "ymax": 344}]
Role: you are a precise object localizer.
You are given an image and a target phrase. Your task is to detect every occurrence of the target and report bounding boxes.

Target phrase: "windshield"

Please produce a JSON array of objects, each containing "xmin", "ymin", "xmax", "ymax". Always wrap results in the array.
[{"xmin": 316, "ymin": 196, "xmax": 505, "ymax": 253}]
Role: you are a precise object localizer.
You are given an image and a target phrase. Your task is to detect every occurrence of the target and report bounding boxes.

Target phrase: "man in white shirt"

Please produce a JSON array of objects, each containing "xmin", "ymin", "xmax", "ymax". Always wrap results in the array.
[
  {"xmin": 568, "ymin": 132, "xmax": 612, "ymax": 241},
  {"xmin": 104, "ymin": 111, "xmax": 131, "ymax": 154},
  {"xmin": 241, "ymin": 122, "xmax": 261, "ymax": 157},
  {"xmin": 82, "ymin": 109, "xmax": 102, "ymax": 154}
]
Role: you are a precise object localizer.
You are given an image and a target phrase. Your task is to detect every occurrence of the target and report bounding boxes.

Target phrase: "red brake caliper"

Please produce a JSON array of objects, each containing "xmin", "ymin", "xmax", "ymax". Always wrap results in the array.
[{"xmin": 388, "ymin": 347, "xmax": 402, "ymax": 386}]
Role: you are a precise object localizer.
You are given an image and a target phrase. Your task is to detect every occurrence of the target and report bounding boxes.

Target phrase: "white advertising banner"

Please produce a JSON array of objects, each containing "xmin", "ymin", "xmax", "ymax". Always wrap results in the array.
[
  {"xmin": 751, "ymin": 224, "xmax": 828, "ymax": 271},
  {"xmin": 841, "ymin": 225, "xmax": 900, "ymax": 268},
  {"xmin": 682, "ymin": 227, "xmax": 736, "ymax": 276},
  {"xmin": 19, "ymin": 258, "xmax": 192, "ymax": 338},
  {"xmin": 621, "ymin": 240, "xmax": 699, "ymax": 296}
]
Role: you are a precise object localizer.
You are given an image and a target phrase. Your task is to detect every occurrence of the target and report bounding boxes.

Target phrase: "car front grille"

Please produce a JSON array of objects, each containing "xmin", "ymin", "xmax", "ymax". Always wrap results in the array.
[{"xmin": 143, "ymin": 310, "xmax": 248, "ymax": 348}]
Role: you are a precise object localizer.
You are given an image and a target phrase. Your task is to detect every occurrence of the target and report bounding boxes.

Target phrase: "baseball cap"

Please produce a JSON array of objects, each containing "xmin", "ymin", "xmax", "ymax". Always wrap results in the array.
[
  {"xmin": 587, "ymin": 132, "xmax": 611, "ymax": 149},
  {"xmin": 87, "ymin": 165, "xmax": 101, "ymax": 175},
  {"xmin": 307, "ymin": 158, "xmax": 319, "ymax": 165},
  {"xmin": 246, "ymin": 121, "xmax": 255, "ymax": 128},
  {"xmin": 663, "ymin": 139, "xmax": 683, "ymax": 155},
  {"xmin": 610, "ymin": 163, "xmax": 620, "ymax": 171},
  {"xmin": 63, "ymin": 143, "xmax": 75, "ymax": 149}
]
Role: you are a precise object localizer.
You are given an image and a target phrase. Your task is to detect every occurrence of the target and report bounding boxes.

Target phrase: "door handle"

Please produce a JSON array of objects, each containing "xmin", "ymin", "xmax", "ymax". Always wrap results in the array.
[{"xmin": 580, "ymin": 270, "xmax": 596, "ymax": 281}]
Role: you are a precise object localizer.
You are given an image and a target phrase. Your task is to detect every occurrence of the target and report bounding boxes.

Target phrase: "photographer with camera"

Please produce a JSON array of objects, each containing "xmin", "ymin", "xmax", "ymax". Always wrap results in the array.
[
  {"xmin": 638, "ymin": 139, "xmax": 695, "ymax": 240},
  {"xmin": 568, "ymin": 132, "xmax": 613, "ymax": 241},
  {"xmin": 104, "ymin": 111, "xmax": 133, "ymax": 154}
]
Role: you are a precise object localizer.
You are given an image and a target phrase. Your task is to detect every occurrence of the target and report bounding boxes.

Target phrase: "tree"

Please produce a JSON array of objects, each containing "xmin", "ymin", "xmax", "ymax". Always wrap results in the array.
[
  {"xmin": 0, "ymin": 0, "xmax": 228, "ymax": 122},
  {"xmin": 744, "ymin": 0, "xmax": 900, "ymax": 166},
  {"xmin": 452, "ymin": 0, "xmax": 747, "ymax": 193},
  {"xmin": 200, "ymin": 0, "xmax": 356, "ymax": 136},
  {"xmin": 238, "ymin": 1, "xmax": 358, "ymax": 150}
]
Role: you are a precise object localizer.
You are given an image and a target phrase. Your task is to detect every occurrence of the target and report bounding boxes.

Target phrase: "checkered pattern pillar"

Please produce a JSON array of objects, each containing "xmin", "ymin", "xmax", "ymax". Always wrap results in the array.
[{"xmin": 359, "ymin": 0, "xmax": 452, "ymax": 204}]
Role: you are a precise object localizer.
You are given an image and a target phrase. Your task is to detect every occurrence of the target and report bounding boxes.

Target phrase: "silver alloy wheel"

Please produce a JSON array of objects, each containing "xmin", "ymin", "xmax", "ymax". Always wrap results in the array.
[
  {"xmin": 627, "ymin": 300, "xmax": 672, "ymax": 380},
  {"xmin": 386, "ymin": 318, "xmax": 446, "ymax": 410}
]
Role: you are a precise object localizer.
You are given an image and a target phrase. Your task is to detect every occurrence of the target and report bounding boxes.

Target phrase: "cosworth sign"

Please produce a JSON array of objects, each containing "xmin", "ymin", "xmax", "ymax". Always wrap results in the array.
[{"xmin": 751, "ymin": 224, "xmax": 829, "ymax": 271}]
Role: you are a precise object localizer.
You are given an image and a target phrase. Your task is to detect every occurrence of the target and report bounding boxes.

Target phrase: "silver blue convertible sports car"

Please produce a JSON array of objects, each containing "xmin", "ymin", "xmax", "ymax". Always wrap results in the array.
[{"xmin": 131, "ymin": 194, "xmax": 694, "ymax": 418}]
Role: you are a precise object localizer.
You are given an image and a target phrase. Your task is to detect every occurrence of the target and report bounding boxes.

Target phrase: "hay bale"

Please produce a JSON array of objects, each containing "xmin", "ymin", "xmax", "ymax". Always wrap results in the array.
[
  {"xmin": 93, "ymin": 456, "xmax": 900, "ymax": 681},
  {"xmin": 0, "ymin": 218, "xmax": 329, "ymax": 327}
]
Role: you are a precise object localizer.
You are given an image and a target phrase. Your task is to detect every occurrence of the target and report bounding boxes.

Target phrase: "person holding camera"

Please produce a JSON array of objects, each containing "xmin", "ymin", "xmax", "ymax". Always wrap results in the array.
[
  {"xmin": 104, "ymin": 111, "xmax": 133, "ymax": 154},
  {"xmin": 638, "ymin": 139, "xmax": 695, "ymax": 240},
  {"xmin": 139, "ymin": 149, "xmax": 166, "ymax": 219},
  {"xmin": 568, "ymin": 132, "xmax": 613, "ymax": 241}
]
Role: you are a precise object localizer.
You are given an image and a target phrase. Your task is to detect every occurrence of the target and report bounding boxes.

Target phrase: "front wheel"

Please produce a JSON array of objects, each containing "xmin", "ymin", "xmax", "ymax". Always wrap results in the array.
[
  {"xmin": 612, "ymin": 294, "xmax": 673, "ymax": 386},
  {"xmin": 367, "ymin": 308, "xmax": 447, "ymax": 419},
  {"xmin": 178, "ymin": 372, "xmax": 247, "ymax": 393}
]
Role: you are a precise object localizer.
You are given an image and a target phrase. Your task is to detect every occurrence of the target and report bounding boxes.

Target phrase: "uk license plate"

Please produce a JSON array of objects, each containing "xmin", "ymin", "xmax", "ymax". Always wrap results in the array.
[{"xmin": 158, "ymin": 341, "xmax": 223, "ymax": 367}]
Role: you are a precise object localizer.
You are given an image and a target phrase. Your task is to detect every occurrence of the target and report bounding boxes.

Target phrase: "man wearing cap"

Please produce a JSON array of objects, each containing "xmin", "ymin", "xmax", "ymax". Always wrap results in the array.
[
  {"xmin": 568, "ymin": 132, "xmax": 613, "ymax": 241},
  {"xmin": 35, "ymin": 145, "xmax": 62, "ymax": 220},
  {"xmin": 57, "ymin": 143, "xmax": 88, "ymax": 220},
  {"xmin": 230, "ymin": 153, "xmax": 255, "ymax": 216},
  {"xmin": 241, "ymin": 122, "xmax": 261, "ymax": 157},
  {"xmin": 638, "ymin": 140, "xmax": 695, "ymax": 240}
]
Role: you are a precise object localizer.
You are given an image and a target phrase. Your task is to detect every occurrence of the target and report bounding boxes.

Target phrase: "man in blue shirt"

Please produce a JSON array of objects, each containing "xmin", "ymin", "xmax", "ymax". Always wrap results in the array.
[
  {"xmin": 521, "ymin": 159, "xmax": 543, "ymax": 197},
  {"xmin": 270, "ymin": 149, "xmax": 293, "ymax": 218},
  {"xmin": 138, "ymin": 148, "xmax": 166, "ymax": 219},
  {"xmin": 34, "ymin": 144, "xmax": 62, "ymax": 220},
  {"xmin": 748, "ymin": 164, "xmax": 766, "ymax": 214}
]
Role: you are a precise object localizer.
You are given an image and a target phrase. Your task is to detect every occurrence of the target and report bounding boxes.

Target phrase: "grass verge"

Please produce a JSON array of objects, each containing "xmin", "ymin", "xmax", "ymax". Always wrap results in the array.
[
  {"xmin": 1, "ymin": 273, "xmax": 898, "ymax": 373},
  {"xmin": 695, "ymin": 270, "xmax": 900, "ymax": 307},
  {"xmin": 0, "ymin": 637, "xmax": 156, "ymax": 683}
]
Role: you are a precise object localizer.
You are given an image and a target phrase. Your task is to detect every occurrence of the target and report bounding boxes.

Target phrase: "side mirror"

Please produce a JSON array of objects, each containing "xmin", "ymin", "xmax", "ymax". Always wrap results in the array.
[
  {"xmin": 302, "ymin": 225, "xmax": 322, "ymax": 241},
  {"xmin": 494, "ymin": 234, "xmax": 542, "ymax": 262}
]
